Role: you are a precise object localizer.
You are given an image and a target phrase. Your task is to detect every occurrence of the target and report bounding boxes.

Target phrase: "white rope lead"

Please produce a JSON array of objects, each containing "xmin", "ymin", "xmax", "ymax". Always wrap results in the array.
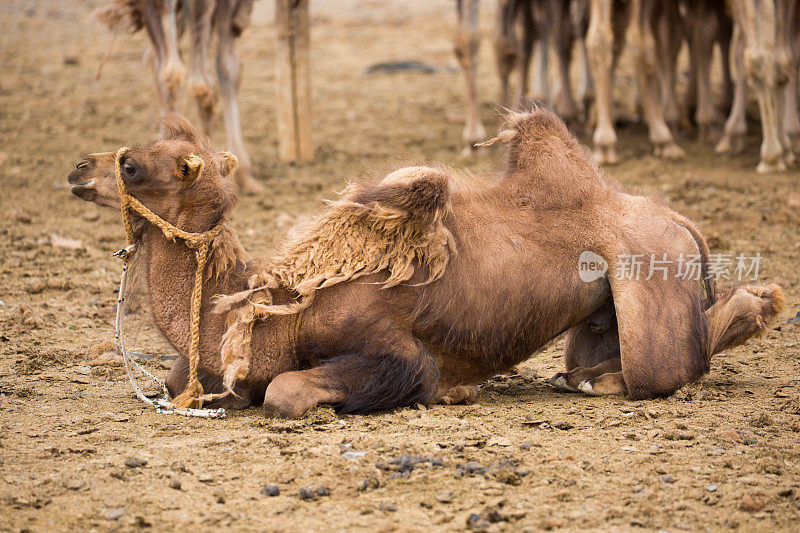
[{"xmin": 114, "ymin": 245, "xmax": 225, "ymax": 419}]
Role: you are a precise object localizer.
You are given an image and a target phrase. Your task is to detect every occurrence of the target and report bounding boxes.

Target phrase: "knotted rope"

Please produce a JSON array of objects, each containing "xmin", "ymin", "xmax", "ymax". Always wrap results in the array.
[{"xmin": 113, "ymin": 146, "xmax": 225, "ymax": 418}]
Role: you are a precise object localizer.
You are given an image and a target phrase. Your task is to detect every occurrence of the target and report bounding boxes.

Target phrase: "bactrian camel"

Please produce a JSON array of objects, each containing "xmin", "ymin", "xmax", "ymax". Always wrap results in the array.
[{"xmin": 68, "ymin": 110, "xmax": 784, "ymax": 418}]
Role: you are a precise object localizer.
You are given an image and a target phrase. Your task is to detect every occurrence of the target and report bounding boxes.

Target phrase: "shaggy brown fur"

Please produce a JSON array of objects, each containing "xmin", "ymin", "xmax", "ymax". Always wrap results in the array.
[{"xmin": 68, "ymin": 109, "xmax": 784, "ymax": 418}]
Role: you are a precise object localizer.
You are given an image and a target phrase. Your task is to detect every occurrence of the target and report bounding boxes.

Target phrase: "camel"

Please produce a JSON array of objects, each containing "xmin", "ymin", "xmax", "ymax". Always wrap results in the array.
[
  {"xmin": 715, "ymin": 0, "xmax": 800, "ymax": 173},
  {"xmin": 93, "ymin": 0, "xmax": 264, "ymax": 193},
  {"xmin": 67, "ymin": 110, "xmax": 784, "ymax": 418}
]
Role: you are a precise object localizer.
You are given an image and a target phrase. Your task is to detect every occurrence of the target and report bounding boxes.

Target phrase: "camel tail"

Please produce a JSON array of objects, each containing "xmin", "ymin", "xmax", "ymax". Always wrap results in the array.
[{"xmin": 706, "ymin": 284, "xmax": 785, "ymax": 356}]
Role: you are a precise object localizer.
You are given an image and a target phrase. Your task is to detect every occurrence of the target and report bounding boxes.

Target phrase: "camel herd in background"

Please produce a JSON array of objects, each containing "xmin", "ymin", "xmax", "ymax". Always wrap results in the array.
[
  {"xmin": 458, "ymin": 0, "xmax": 800, "ymax": 173},
  {"xmin": 95, "ymin": 0, "xmax": 800, "ymax": 190}
]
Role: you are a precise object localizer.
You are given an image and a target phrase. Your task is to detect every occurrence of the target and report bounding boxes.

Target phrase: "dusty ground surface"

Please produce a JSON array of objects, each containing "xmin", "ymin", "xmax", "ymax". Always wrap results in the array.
[{"xmin": 1, "ymin": 0, "xmax": 799, "ymax": 531}]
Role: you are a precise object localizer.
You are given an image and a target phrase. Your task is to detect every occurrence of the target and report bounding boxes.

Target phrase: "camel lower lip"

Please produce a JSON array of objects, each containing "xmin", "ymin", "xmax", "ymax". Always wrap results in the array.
[{"xmin": 70, "ymin": 179, "xmax": 96, "ymax": 194}]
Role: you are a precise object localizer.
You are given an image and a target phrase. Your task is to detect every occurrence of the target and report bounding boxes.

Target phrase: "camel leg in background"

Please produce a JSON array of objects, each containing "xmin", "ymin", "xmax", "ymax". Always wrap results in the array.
[
  {"xmin": 141, "ymin": 0, "xmax": 187, "ymax": 116},
  {"xmin": 630, "ymin": 0, "xmax": 684, "ymax": 159},
  {"xmin": 529, "ymin": 0, "xmax": 550, "ymax": 103},
  {"xmin": 494, "ymin": 0, "xmax": 519, "ymax": 108},
  {"xmin": 716, "ymin": 21, "xmax": 748, "ymax": 154},
  {"xmin": 455, "ymin": 0, "xmax": 486, "ymax": 154},
  {"xmin": 657, "ymin": 0, "xmax": 683, "ymax": 137},
  {"xmin": 216, "ymin": 0, "xmax": 263, "ymax": 193},
  {"xmin": 735, "ymin": 0, "xmax": 787, "ymax": 173},
  {"xmin": 572, "ymin": 0, "xmax": 594, "ymax": 122},
  {"xmin": 513, "ymin": 0, "xmax": 536, "ymax": 106},
  {"xmin": 586, "ymin": 0, "xmax": 629, "ymax": 163},
  {"xmin": 550, "ymin": 0, "xmax": 580, "ymax": 126},
  {"xmin": 185, "ymin": 0, "xmax": 217, "ymax": 136}
]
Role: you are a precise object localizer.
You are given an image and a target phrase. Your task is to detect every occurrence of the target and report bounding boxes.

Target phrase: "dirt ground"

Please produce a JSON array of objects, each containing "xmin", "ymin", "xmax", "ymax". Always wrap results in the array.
[{"xmin": 1, "ymin": 0, "xmax": 799, "ymax": 531}]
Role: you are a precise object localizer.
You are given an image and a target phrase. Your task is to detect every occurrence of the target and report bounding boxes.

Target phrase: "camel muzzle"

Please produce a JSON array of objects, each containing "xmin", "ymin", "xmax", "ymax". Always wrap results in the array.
[{"xmin": 69, "ymin": 178, "xmax": 96, "ymax": 200}]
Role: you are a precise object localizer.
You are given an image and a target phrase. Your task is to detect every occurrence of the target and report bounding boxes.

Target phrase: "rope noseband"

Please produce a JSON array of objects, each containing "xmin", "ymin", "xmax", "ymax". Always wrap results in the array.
[{"xmin": 113, "ymin": 146, "xmax": 225, "ymax": 418}]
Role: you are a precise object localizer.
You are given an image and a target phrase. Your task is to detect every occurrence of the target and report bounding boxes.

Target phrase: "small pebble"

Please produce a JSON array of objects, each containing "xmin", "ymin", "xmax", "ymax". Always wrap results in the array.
[
  {"xmin": 170, "ymin": 461, "xmax": 189, "ymax": 473},
  {"xmin": 436, "ymin": 491, "xmax": 455, "ymax": 503},
  {"xmin": 104, "ymin": 508, "xmax": 126, "ymax": 521},
  {"xmin": 740, "ymin": 495, "xmax": 765, "ymax": 512},
  {"xmin": 706, "ymin": 484, "xmax": 718, "ymax": 492},
  {"xmin": 379, "ymin": 502, "xmax": 397, "ymax": 512},
  {"xmin": 662, "ymin": 476, "xmax": 675, "ymax": 484},
  {"xmin": 342, "ymin": 451, "xmax": 366, "ymax": 459},
  {"xmin": 169, "ymin": 479, "xmax": 182, "ymax": 491},
  {"xmin": 124, "ymin": 458, "xmax": 147, "ymax": 468},
  {"xmin": 212, "ymin": 487, "xmax": 225, "ymax": 504},
  {"xmin": 299, "ymin": 487, "xmax": 329, "ymax": 500},
  {"xmin": 260, "ymin": 485, "xmax": 280, "ymax": 497},
  {"xmin": 358, "ymin": 476, "xmax": 380, "ymax": 491}
]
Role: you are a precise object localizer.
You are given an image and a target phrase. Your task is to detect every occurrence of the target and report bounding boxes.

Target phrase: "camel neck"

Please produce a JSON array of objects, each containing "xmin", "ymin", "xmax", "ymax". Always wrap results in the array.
[{"xmin": 138, "ymin": 223, "xmax": 242, "ymax": 362}]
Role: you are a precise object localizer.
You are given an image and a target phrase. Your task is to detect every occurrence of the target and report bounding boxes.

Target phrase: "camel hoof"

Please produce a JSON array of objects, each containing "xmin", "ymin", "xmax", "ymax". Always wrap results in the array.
[
  {"xmin": 460, "ymin": 145, "xmax": 478, "ymax": 158},
  {"xmin": 577, "ymin": 380, "xmax": 597, "ymax": 395},
  {"xmin": 756, "ymin": 159, "xmax": 786, "ymax": 174},
  {"xmin": 438, "ymin": 384, "xmax": 477, "ymax": 405},
  {"xmin": 549, "ymin": 373, "xmax": 575, "ymax": 392},
  {"xmin": 655, "ymin": 142, "xmax": 685, "ymax": 160},
  {"xmin": 592, "ymin": 145, "xmax": 619, "ymax": 165},
  {"xmin": 783, "ymin": 150, "xmax": 797, "ymax": 168},
  {"xmin": 698, "ymin": 124, "xmax": 721, "ymax": 144},
  {"xmin": 240, "ymin": 176, "xmax": 266, "ymax": 195},
  {"xmin": 716, "ymin": 133, "xmax": 746, "ymax": 154}
]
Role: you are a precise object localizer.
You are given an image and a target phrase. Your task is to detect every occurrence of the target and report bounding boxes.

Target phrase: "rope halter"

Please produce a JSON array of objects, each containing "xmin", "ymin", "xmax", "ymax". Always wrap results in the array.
[{"xmin": 113, "ymin": 146, "xmax": 225, "ymax": 417}]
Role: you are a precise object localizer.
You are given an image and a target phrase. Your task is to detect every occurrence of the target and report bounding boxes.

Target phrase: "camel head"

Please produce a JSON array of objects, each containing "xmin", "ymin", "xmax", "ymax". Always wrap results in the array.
[{"xmin": 68, "ymin": 113, "xmax": 239, "ymax": 232}]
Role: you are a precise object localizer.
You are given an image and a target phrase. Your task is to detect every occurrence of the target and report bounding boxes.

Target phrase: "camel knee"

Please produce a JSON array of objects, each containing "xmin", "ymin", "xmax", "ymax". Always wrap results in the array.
[
  {"xmin": 551, "ymin": 357, "xmax": 622, "ymax": 393},
  {"xmin": 263, "ymin": 371, "xmax": 341, "ymax": 419},
  {"xmin": 165, "ymin": 356, "xmax": 190, "ymax": 398}
]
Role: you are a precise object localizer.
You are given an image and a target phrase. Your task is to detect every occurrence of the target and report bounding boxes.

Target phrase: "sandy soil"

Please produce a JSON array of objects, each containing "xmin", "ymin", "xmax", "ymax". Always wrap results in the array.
[{"xmin": 1, "ymin": 1, "xmax": 799, "ymax": 531}]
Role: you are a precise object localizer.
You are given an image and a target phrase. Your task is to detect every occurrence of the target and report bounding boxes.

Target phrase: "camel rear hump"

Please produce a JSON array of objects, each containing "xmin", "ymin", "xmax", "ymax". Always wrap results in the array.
[{"xmin": 482, "ymin": 107, "xmax": 609, "ymax": 205}]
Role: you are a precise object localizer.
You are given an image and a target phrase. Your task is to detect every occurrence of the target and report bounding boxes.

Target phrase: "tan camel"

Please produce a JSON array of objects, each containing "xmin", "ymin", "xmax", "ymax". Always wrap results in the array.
[
  {"xmin": 94, "ymin": 0, "xmax": 263, "ymax": 193},
  {"xmin": 68, "ymin": 110, "xmax": 784, "ymax": 418},
  {"xmin": 716, "ymin": 0, "xmax": 799, "ymax": 172}
]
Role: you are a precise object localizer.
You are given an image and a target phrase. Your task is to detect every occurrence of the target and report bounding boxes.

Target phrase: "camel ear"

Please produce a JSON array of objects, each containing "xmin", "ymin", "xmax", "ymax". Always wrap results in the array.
[
  {"xmin": 178, "ymin": 154, "xmax": 204, "ymax": 183},
  {"xmin": 218, "ymin": 151, "xmax": 238, "ymax": 177}
]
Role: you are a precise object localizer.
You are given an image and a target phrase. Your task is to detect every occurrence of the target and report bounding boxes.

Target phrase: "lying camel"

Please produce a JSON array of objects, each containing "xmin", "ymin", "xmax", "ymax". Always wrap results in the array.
[{"xmin": 67, "ymin": 109, "xmax": 784, "ymax": 418}]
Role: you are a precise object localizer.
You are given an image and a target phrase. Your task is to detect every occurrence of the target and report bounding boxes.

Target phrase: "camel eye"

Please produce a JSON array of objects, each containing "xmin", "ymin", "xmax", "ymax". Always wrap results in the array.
[
  {"xmin": 76, "ymin": 160, "xmax": 90, "ymax": 170},
  {"xmin": 122, "ymin": 162, "xmax": 135, "ymax": 176}
]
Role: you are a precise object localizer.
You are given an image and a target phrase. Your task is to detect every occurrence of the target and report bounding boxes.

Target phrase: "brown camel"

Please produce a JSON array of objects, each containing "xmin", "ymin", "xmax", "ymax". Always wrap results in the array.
[
  {"xmin": 93, "ymin": 0, "xmax": 264, "ymax": 193},
  {"xmin": 68, "ymin": 110, "xmax": 784, "ymax": 418}
]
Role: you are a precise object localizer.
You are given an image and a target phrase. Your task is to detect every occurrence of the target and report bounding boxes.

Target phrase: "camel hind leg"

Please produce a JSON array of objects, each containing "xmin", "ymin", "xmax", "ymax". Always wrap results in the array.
[
  {"xmin": 551, "ymin": 300, "xmax": 621, "ymax": 393},
  {"xmin": 551, "ymin": 357, "xmax": 622, "ymax": 393},
  {"xmin": 263, "ymin": 335, "xmax": 439, "ymax": 418},
  {"xmin": 706, "ymin": 284, "xmax": 785, "ymax": 355}
]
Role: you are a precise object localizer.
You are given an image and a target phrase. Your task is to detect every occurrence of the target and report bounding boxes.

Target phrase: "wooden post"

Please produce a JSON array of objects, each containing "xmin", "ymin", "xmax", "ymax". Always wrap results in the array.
[{"xmin": 275, "ymin": 0, "xmax": 312, "ymax": 162}]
